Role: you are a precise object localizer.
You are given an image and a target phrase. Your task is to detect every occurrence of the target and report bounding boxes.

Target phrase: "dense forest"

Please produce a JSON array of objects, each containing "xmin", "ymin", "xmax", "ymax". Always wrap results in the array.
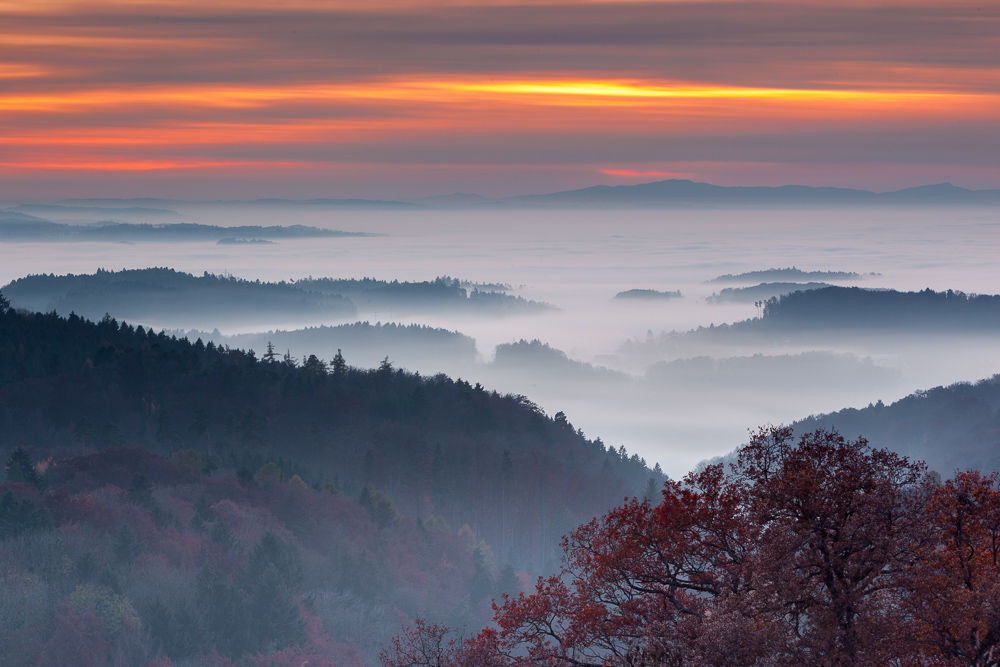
[{"xmin": 0, "ymin": 292, "xmax": 662, "ymax": 665}]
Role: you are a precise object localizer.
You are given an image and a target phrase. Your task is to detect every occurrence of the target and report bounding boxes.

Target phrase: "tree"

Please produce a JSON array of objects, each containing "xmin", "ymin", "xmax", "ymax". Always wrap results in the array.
[
  {"xmin": 113, "ymin": 525, "xmax": 143, "ymax": 563},
  {"xmin": 39, "ymin": 604, "xmax": 109, "ymax": 667},
  {"xmin": 196, "ymin": 565, "xmax": 253, "ymax": 658},
  {"xmin": 905, "ymin": 470, "xmax": 1000, "ymax": 665},
  {"xmin": 189, "ymin": 407, "xmax": 211, "ymax": 453},
  {"xmin": 331, "ymin": 348, "xmax": 347, "ymax": 377},
  {"xmin": 248, "ymin": 563, "xmax": 305, "ymax": 650},
  {"xmin": 73, "ymin": 418, "xmax": 95, "ymax": 447},
  {"xmin": 156, "ymin": 410, "xmax": 179, "ymax": 450},
  {"xmin": 495, "ymin": 563, "xmax": 519, "ymax": 599},
  {"xmin": 381, "ymin": 427, "xmax": 932, "ymax": 667},
  {"xmin": 210, "ymin": 520, "xmax": 237, "ymax": 552},
  {"xmin": 0, "ymin": 491, "xmax": 54, "ymax": 540},
  {"xmin": 4, "ymin": 448, "xmax": 44, "ymax": 491},
  {"xmin": 0, "ymin": 289, "xmax": 9, "ymax": 313},
  {"xmin": 470, "ymin": 542, "xmax": 495, "ymax": 604},
  {"xmin": 359, "ymin": 485, "xmax": 399, "ymax": 530},
  {"xmin": 127, "ymin": 473, "xmax": 154, "ymax": 507},
  {"xmin": 303, "ymin": 354, "xmax": 327, "ymax": 376},
  {"xmin": 642, "ymin": 477, "xmax": 658, "ymax": 502}
]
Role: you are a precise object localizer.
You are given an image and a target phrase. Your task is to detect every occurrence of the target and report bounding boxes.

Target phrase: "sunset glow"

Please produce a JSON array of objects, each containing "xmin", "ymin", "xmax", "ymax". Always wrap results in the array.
[{"xmin": 0, "ymin": 0, "xmax": 996, "ymax": 197}]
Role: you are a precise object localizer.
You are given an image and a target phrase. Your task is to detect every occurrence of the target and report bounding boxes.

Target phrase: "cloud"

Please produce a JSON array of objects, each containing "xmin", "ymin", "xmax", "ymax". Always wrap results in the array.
[
  {"xmin": 0, "ymin": 1, "xmax": 997, "ymax": 197},
  {"xmin": 600, "ymin": 169, "xmax": 683, "ymax": 177}
]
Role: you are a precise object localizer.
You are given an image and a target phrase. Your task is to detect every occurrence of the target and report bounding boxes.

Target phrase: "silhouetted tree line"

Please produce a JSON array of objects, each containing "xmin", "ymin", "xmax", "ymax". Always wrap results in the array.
[
  {"xmin": 204, "ymin": 321, "xmax": 479, "ymax": 369},
  {"xmin": 759, "ymin": 286, "xmax": 1000, "ymax": 330},
  {"xmin": 294, "ymin": 275, "xmax": 552, "ymax": 313}
]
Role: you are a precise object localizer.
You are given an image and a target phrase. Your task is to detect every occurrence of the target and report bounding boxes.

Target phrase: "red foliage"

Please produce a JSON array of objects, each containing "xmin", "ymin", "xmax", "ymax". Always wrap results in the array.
[
  {"xmin": 382, "ymin": 427, "xmax": 946, "ymax": 667},
  {"xmin": 904, "ymin": 470, "xmax": 1000, "ymax": 664},
  {"xmin": 49, "ymin": 447, "xmax": 202, "ymax": 491}
]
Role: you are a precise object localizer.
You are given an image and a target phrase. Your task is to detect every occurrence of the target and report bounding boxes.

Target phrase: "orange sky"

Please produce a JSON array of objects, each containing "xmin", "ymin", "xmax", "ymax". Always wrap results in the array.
[{"xmin": 0, "ymin": 0, "xmax": 997, "ymax": 198}]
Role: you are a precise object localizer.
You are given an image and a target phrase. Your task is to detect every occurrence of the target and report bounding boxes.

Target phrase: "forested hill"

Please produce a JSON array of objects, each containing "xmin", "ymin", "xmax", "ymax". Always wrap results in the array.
[
  {"xmin": 2, "ymin": 268, "xmax": 357, "ymax": 327},
  {"xmin": 1, "ymin": 269, "xmax": 550, "ymax": 328},
  {"xmin": 757, "ymin": 286, "xmax": 1000, "ymax": 331},
  {"xmin": 0, "ymin": 293, "xmax": 662, "ymax": 665},
  {"xmin": 794, "ymin": 375, "xmax": 1000, "ymax": 475},
  {"xmin": 623, "ymin": 286, "xmax": 1000, "ymax": 362},
  {"xmin": 0, "ymin": 296, "xmax": 661, "ymax": 565},
  {"xmin": 694, "ymin": 286, "xmax": 1000, "ymax": 335}
]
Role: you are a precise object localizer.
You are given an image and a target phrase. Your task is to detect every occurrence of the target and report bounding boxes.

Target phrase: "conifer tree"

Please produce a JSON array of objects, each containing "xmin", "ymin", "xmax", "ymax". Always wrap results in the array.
[
  {"xmin": 470, "ymin": 542, "xmax": 495, "ymax": 603},
  {"xmin": 331, "ymin": 348, "xmax": 347, "ymax": 377},
  {"xmin": 4, "ymin": 448, "xmax": 44, "ymax": 491},
  {"xmin": 113, "ymin": 525, "xmax": 143, "ymax": 563},
  {"xmin": 495, "ymin": 563, "xmax": 520, "ymax": 598},
  {"xmin": 195, "ymin": 565, "xmax": 252, "ymax": 658},
  {"xmin": 127, "ymin": 474, "xmax": 154, "ymax": 507},
  {"xmin": 0, "ymin": 491, "xmax": 53, "ymax": 539}
]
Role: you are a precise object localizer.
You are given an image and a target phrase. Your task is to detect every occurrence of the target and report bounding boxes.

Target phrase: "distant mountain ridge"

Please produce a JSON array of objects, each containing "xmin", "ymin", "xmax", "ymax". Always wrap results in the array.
[
  {"xmin": 7, "ymin": 180, "xmax": 999, "ymax": 211},
  {"xmin": 501, "ymin": 180, "xmax": 1000, "ymax": 208},
  {"xmin": 0, "ymin": 217, "xmax": 376, "ymax": 241}
]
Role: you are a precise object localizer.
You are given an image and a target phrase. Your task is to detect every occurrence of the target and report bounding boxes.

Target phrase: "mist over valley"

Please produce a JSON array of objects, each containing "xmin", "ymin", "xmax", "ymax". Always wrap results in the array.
[{"xmin": 3, "ymin": 204, "xmax": 999, "ymax": 475}]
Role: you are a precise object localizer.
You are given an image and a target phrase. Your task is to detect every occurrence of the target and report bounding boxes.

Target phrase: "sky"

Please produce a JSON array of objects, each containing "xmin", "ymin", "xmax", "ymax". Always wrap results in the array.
[{"xmin": 1, "ymin": 0, "xmax": 998, "ymax": 200}]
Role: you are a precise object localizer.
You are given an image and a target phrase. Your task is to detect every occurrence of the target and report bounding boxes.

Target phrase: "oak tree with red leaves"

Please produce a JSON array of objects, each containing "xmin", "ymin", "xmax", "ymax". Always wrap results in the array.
[
  {"xmin": 383, "ymin": 427, "xmax": 947, "ymax": 667},
  {"xmin": 903, "ymin": 470, "xmax": 1000, "ymax": 666}
]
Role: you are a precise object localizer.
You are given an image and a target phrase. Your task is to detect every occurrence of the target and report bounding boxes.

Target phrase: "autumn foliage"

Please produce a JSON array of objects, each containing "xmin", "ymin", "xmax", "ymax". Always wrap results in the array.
[{"xmin": 383, "ymin": 427, "xmax": 1000, "ymax": 667}]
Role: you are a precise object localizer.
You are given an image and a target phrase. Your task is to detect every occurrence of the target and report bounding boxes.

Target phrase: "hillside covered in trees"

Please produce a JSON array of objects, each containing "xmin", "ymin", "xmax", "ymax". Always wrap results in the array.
[
  {"xmin": 620, "ymin": 285, "xmax": 1000, "ymax": 365},
  {"xmin": 794, "ymin": 374, "xmax": 1000, "ymax": 475},
  {"xmin": 0, "ymin": 292, "xmax": 662, "ymax": 665}
]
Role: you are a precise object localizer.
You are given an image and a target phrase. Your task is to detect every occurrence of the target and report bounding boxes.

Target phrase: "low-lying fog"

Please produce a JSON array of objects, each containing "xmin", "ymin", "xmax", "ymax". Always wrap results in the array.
[{"xmin": 3, "ymin": 204, "xmax": 999, "ymax": 475}]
